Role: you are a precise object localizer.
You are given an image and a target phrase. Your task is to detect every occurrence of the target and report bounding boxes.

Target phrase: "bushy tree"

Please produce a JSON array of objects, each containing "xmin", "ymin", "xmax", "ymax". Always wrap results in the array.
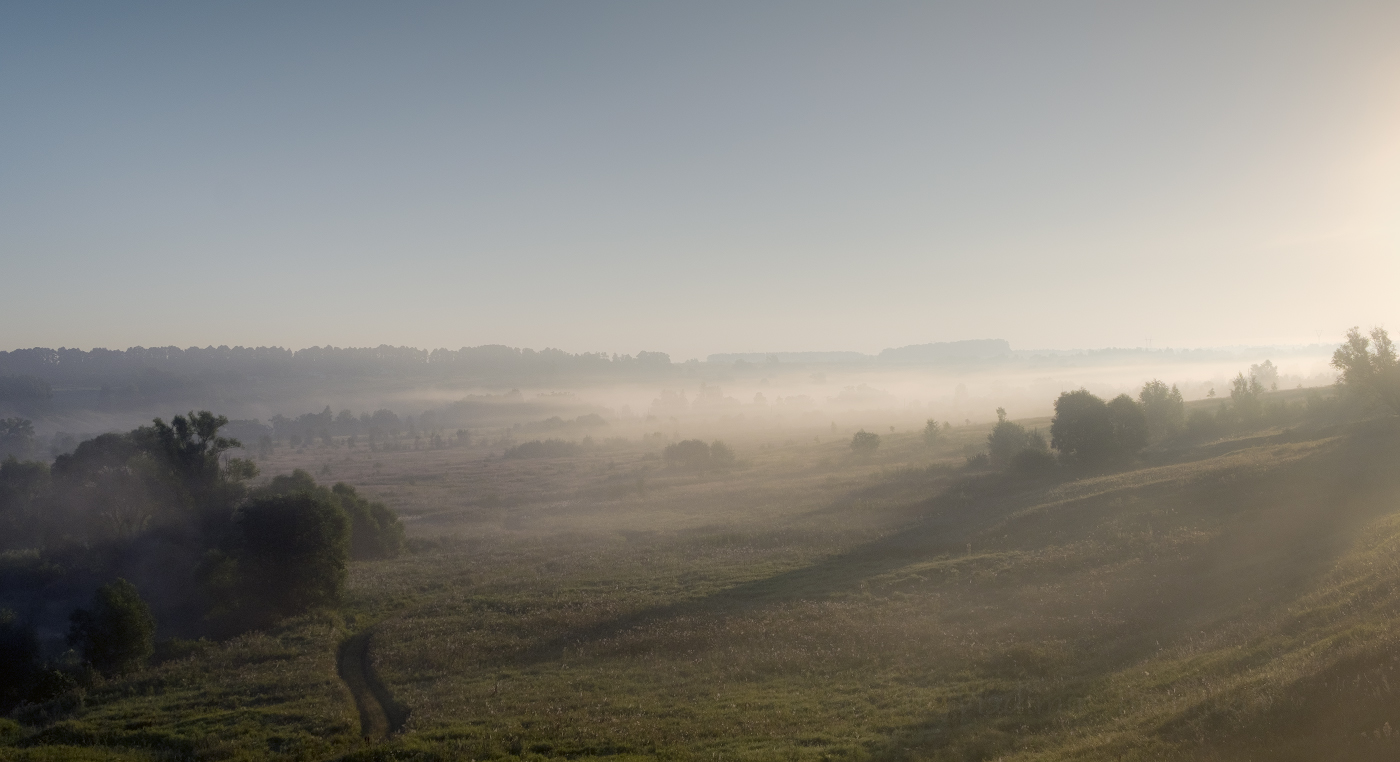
[
  {"xmin": 1051, "ymin": 390, "xmax": 1148, "ymax": 465},
  {"xmin": 1107, "ymin": 394, "xmax": 1149, "ymax": 454},
  {"xmin": 67, "ymin": 579, "xmax": 156, "ymax": 676},
  {"xmin": 1051, "ymin": 390, "xmax": 1115, "ymax": 464},
  {"xmin": 987, "ymin": 408, "xmax": 1033, "ymax": 467},
  {"xmin": 708, "ymin": 440, "xmax": 736, "ymax": 467},
  {"xmin": 1138, "ymin": 380, "xmax": 1185, "ymax": 440},
  {"xmin": 665, "ymin": 439, "xmax": 713, "ymax": 469},
  {"xmin": 230, "ymin": 492, "xmax": 349, "ymax": 618},
  {"xmin": 850, "ymin": 430, "xmax": 880, "ymax": 455},
  {"xmin": 333, "ymin": 483, "xmax": 404, "ymax": 560},
  {"xmin": 1332, "ymin": 326, "xmax": 1399, "ymax": 412}
]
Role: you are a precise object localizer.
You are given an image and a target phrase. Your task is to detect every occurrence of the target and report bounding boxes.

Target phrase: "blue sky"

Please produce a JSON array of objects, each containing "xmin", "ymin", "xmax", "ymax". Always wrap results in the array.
[{"xmin": 2, "ymin": 1, "xmax": 1397, "ymax": 359}]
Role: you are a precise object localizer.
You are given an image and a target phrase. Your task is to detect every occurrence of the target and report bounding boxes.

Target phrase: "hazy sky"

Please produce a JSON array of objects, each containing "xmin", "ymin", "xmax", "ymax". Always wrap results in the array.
[{"xmin": 3, "ymin": 1, "xmax": 1397, "ymax": 360}]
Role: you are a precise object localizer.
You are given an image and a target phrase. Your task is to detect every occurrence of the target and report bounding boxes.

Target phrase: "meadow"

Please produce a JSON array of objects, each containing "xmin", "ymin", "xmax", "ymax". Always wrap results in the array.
[{"xmin": 6, "ymin": 401, "xmax": 1400, "ymax": 761}]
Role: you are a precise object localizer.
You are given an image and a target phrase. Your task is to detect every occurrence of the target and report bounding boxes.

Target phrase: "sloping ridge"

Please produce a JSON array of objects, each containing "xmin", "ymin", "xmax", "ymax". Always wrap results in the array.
[{"xmin": 338, "ymin": 627, "xmax": 410, "ymax": 739}]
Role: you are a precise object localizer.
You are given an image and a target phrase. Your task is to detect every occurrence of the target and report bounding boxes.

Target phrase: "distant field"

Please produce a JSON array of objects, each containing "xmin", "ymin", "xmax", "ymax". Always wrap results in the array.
[{"xmin": 10, "ymin": 414, "xmax": 1400, "ymax": 760}]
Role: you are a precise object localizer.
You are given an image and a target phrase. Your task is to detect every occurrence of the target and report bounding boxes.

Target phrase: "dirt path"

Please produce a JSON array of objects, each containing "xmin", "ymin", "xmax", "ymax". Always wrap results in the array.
[{"xmin": 338, "ymin": 627, "xmax": 410, "ymax": 740}]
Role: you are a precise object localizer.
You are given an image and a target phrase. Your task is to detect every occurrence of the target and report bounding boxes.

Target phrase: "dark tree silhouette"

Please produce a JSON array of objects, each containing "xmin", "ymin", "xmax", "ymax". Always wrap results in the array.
[
  {"xmin": 1050, "ymin": 390, "xmax": 1115, "ymax": 464},
  {"xmin": 68, "ymin": 579, "xmax": 156, "ymax": 676}
]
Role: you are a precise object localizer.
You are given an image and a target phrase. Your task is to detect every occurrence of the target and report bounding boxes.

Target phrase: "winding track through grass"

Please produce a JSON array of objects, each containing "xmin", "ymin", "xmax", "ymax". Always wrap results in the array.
[{"xmin": 338, "ymin": 627, "xmax": 411, "ymax": 740}]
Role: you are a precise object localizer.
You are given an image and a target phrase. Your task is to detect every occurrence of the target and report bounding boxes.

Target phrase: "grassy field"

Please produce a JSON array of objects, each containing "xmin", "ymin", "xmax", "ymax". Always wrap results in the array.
[{"xmin": 7, "ymin": 414, "xmax": 1400, "ymax": 760}]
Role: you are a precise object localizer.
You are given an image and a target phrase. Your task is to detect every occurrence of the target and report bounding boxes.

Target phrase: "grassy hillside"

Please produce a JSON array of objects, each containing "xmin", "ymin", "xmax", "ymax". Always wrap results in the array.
[{"xmin": 6, "ymin": 417, "xmax": 1400, "ymax": 760}]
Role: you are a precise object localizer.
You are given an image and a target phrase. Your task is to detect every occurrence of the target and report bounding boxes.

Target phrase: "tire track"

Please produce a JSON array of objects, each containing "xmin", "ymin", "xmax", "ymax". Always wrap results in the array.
[{"xmin": 338, "ymin": 627, "xmax": 410, "ymax": 740}]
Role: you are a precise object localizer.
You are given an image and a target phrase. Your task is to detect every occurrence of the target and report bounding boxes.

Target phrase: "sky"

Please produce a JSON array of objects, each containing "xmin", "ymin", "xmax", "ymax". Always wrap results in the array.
[{"xmin": 2, "ymin": 1, "xmax": 1397, "ymax": 360}]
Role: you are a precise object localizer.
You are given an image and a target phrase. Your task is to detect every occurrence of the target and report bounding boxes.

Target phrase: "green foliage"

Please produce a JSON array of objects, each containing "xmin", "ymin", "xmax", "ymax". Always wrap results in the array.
[
  {"xmin": 1332, "ymin": 326, "xmax": 1400, "ymax": 412},
  {"xmin": 230, "ymin": 492, "xmax": 349, "ymax": 619},
  {"xmin": 849, "ymin": 429, "xmax": 880, "ymax": 454},
  {"xmin": 333, "ymin": 482, "xmax": 405, "ymax": 560},
  {"xmin": 1138, "ymin": 379, "xmax": 1185, "ymax": 440},
  {"xmin": 67, "ymin": 579, "xmax": 156, "ymax": 676}
]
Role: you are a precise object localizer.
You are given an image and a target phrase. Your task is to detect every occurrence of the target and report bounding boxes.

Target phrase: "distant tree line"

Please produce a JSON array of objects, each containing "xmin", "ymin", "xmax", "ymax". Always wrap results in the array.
[
  {"xmin": 0, "ymin": 344, "xmax": 681, "ymax": 396},
  {"xmin": 965, "ymin": 328, "xmax": 1396, "ymax": 477}
]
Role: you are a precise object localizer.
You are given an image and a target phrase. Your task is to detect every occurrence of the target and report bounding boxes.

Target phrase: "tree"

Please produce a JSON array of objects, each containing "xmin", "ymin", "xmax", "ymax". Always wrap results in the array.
[
  {"xmin": 850, "ymin": 430, "xmax": 880, "ymax": 455},
  {"xmin": 664, "ymin": 439, "xmax": 712, "ymax": 469},
  {"xmin": 709, "ymin": 440, "xmax": 736, "ymax": 467},
  {"xmin": 333, "ymin": 482, "xmax": 404, "ymax": 560},
  {"xmin": 0, "ymin": 418, "xmax": 35, "ymax": 460},
  {"xmin": 922, "ymin": 419, "xmax": 944, "ymax": 447},
  {"xmin": 1050, "ymin": 390, "xmax": 1115, "ymax": 464},
  {"xmin": 1332, "ymin": 326, "xmax": 1400, "ymax": 412},
  {"xmin": 987, "ymin": 408, "xmax": 1034, "ymax": 467},
  {"xmin": 67, "ymin": 579, "xmax": 156, "ymax": 676},
  {"xmin": 1229, "ymin": 372, "xmax": 1264, "ymax": 421},
  {"xmin": 1107, "ymin": 394, "xmax": 1149, "ymax": 454},
  {"xmin": 1138, "ymin": 380, "xmax": 1185, "ymax": 441},
  {"xmin": 232, "ymin": 492, "xmax": 349, "ymax": 618},
  {"xmin": 1249, "ymin": 360, "xmax": 1279, "ymax": 391}
]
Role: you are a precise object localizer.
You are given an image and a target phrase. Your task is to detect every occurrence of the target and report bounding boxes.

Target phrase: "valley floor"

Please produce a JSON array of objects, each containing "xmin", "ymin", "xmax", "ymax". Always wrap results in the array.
[{"xmin": 8, "ymin": 418, "xmax": 1400, "ymax": 760}]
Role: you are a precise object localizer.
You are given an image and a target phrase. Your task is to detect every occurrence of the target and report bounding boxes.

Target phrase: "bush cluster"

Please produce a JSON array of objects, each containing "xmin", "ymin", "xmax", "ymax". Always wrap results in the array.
[{"xmin": 663, "ymin": 439, "xmax": 736, "ymax": 470}]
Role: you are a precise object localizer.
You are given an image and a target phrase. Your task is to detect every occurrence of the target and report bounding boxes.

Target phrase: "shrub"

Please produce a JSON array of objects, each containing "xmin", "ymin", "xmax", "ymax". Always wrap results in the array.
[
  {"xmin": 708, "ymin": 440, "xmax": 736, "ymax": 467},
  {"xmin": 665, "ymin": 439, "xmax": 712, "ymax": 470},
  {"xmin": 850, "ymin": 430, "xmax": 880, "ymax": 455},
  {"xmin": 504, "ymin": 439, "xmax": 582, "ymax": 459},
  {"xmin": 987, "ymin": 408, "xmax": 1041, "ymax": 467},
  {"xmin": 67, "ymin": 579, "xmax": 156, "ymax": 676}
]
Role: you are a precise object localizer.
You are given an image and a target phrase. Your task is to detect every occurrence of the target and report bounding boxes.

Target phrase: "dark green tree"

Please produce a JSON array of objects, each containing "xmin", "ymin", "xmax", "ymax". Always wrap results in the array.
[
  {"xmin": 67, "ymin": 579, "xmax": 156, "ymax": 676},
  {"xmin": 233, "ymin": 492, "xmax": 349, "ymax": 618}
]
